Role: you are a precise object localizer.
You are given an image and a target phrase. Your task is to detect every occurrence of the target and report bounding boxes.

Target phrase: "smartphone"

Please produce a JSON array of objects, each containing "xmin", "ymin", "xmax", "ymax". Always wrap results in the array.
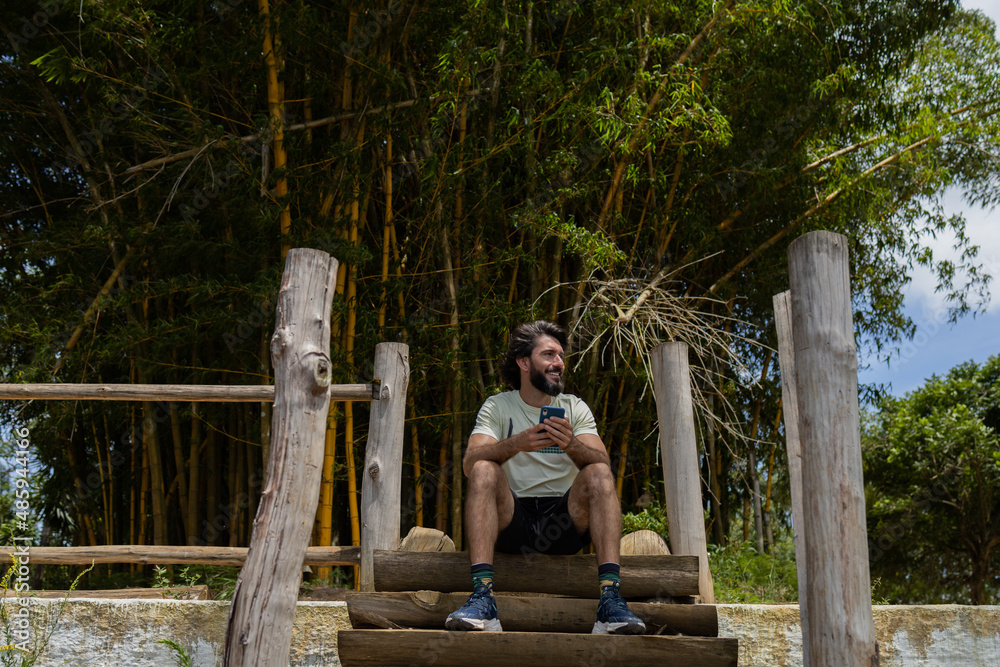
[{"xmin": 539, "ymin": 406, "xmax": 566, "ymax": 423}]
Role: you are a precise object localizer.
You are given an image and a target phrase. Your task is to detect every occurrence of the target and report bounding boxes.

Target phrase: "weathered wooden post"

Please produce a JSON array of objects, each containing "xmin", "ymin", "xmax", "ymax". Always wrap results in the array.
[
  {"xmin": 787, "ymin": 231, "xmax": 878, "ymax": 666},
  {"xmin": 772, "ymin": 290, "xmax": 809, "ymax": 660},
  {"xmin": 650, "ymin": 342, "xmax": 715, "ymax": 603},
  {"xmin": 360, "ymin": 341, "xmax": 410, "ymax": 591},
  {"xmin": 223, "ymin": 248, "xmax": 338, "ymax": 667}
]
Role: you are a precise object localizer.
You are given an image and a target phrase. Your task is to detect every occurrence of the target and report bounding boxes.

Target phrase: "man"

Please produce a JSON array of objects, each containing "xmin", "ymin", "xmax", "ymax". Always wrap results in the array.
[{"xmin": 445, "ymin": 320, "xmax": 646, "ymax": 634}]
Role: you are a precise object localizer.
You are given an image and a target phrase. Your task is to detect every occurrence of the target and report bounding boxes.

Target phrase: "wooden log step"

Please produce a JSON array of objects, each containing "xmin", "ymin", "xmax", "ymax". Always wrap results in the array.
[
  {"xmin": 373, "ymin": 550, "xmax": 699, "ymax": 598},
  {"xmin": 337, "ymin": 629, "xmax": 738, "ymax": 667},
  {"xmin": 345, "ymin": 591, "xmax": 718, "ymax": 636}
]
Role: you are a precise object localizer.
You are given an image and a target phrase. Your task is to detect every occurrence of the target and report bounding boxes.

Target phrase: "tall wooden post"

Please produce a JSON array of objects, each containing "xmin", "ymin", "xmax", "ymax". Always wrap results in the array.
[
  {"xmin": 650, "ymin": 342, "xmax": 715, "ymax": 603},
  {"xmin": 223, "ymin": 249, "xmax": 338, "ymax": 667},
  {"xmin": 787, "ymin": 231, "xmax": 878, "ymax": 666},
  {"xmin": 360, "ymin": 342, "xmax": 410, "ymax": 591},
  {"xmin": 773, "ymin": 290, "xmax": 809, "ymax": 660}
]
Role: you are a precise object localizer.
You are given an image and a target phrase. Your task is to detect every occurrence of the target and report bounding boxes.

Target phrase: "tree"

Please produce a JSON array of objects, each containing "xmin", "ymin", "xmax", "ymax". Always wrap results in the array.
[
  {"xmin": 863, "ymin": 354, "xmax": 1000, "ymax": 604},
  {"xmin": 0, "ymin": 0, "xmax": 998, "ymax": 587}
]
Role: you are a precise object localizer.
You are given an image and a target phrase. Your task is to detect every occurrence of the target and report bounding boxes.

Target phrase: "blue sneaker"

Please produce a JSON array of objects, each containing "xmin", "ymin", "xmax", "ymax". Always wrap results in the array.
[
  {"xmin": 445, "ymin": 581, "xmax": 503, "ymax": 632},
  {"xmin": 592, "ymin": 582, "xmax": 646, "ymax": 635}
]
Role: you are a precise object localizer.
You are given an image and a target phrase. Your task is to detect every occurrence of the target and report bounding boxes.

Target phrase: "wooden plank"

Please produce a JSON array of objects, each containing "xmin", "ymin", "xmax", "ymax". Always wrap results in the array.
[
  {"xmin": 773, "ymin": 289, "xmax": 810, "ymax": 660},
  {"xmin": 360, "ymin": 342, "xmax": 410, "ymax": 591},
  {"xmin": 16, "ymin": 545, "xmax": 359, "ymax": 567},
  {"xmin": 3, "ymin": 586, "xmax": 209, "ymax": 600},
  {"xmin": 787, "ymin": 231, "xmax": 877, "ymax": 666},
  {"xmin": 337, "ymin": 629, "xmax": 738, "ymax": 667},
  {"xmin": 345, "ymin": 591, "xmax": 719, "ymax": 636},
  {"xmin": 373, "ymin": 551, "xmax": 699, "ymax": 598},
  {"xmin": 223, "ymin": 248, "xmax": 339, "ymax": 667},
  {"xmin": 0, "ymin": 382, "xmax": 374, "ymax": 402},
  {"xmin": 650, "ymin": 342, "xmax": 716, "ymax": 603}
]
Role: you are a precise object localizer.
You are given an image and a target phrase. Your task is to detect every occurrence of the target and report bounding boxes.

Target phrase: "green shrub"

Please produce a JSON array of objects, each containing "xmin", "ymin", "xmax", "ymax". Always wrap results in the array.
[
  {"xmin": 709, "ymin": 532, "xmax": 800, "ymax": 603},
  {"xmin": 621, "ymin": 505, "xmax": 669, "ymax": 543}
]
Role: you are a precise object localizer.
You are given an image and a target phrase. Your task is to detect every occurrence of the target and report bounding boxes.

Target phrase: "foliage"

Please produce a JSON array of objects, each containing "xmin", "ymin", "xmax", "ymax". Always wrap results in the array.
[
  {"xmin": 621, "ymin": 505, "xmax": 670, "ymax": 543},
  {"xmin": 863, "ymin": 354, "xmax": 1000, "ymax": 604},
  {"xmin": 157, "ymin": 639, "xmax": 193, "ymax": 667},
  {"xmin": 709, "ymin": 531, "xmax": 800, "ymax": 604},
  {"xmin": 151, "ymin": 565, "xmax": 239, "ymax": 601}
]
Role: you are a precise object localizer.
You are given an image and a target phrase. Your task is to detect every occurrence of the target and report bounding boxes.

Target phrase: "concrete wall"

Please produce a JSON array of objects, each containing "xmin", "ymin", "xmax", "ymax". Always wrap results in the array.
[
  {"xmin": 3, "ymin": 599, "xmax": 999, "ymax": 666},
  {"xmin": 718, "ymin": 604, "xmax": 1000, "ymax": 666}
]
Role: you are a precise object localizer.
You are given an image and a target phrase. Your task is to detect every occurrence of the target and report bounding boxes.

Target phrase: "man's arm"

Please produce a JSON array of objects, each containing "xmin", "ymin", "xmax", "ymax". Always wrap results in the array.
[
  {"xmin": 462, "ymin": 425, "xmax": 554, "ymax": 476},
  {"xmin": 541, "ymin": 417, "xmax": 611, "ymax": 470}
]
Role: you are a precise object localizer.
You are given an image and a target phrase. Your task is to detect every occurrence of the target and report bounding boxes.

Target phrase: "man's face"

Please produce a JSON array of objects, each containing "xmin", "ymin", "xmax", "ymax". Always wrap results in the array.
[{"xmin": 525, "ymin": 335, "xmax": 565, "ymax": 396}]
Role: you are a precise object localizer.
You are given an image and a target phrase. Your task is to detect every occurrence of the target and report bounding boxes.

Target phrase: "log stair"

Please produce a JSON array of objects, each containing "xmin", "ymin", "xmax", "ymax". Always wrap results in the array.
[{"xmin": 338, "ymin": 546, "xmax": 739, "ymax": 666}]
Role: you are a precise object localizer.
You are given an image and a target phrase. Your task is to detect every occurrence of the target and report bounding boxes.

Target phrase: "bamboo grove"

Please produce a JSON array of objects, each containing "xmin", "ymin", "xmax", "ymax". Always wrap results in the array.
[{"xmin": 1, "ymin": 0, "xmax": 998, "ymax": 586}]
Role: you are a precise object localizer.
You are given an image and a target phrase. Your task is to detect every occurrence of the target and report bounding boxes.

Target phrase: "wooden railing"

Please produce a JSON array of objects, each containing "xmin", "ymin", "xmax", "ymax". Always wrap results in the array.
[{"xmin": 2, "ymin": 248, "xmax": 410, "ymax": 667}]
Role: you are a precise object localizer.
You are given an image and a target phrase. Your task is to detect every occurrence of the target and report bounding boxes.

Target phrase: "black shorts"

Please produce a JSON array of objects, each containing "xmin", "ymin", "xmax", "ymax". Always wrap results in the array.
[{"xmin": 495, "ymin": 490, "xmax": 591, "ymax": 556}]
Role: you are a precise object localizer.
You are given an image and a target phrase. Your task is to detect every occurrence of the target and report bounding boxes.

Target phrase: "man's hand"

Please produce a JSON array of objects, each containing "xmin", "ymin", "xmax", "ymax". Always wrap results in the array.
[
  {"xmin": 540, "ymin": 415, "xmax": 573, "ymax": 450},
  {"xmin": 463, "ymin": 417, "xmax": 610, "ymax": 475},
  {"xmin": 513, "ymin": 422, "xmax": 561, "ymax": 452}
]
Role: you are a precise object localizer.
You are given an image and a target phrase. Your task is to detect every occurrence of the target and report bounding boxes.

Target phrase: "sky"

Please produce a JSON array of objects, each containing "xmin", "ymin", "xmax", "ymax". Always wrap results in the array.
[{"xmin": 857, "ymin": 0, "xmax": 1000, "ymax": 396}]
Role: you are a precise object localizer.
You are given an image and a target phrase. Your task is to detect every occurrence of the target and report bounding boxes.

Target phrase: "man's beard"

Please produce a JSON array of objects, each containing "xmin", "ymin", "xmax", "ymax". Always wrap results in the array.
[{"xmin": 529, "ymin": 363, "xmax": 563, "ymax": 396}]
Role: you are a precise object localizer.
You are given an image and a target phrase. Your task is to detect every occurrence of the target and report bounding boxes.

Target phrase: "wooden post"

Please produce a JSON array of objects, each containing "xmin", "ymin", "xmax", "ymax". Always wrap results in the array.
[
  {"xmin": 787, "ymin": 231, "xmax": 877, "ymax": 666},
  {"xmin": 223, "ymin": 248, "xmax": 338, "ymax": 667},
  {"xmin": 650, "ymin": 342, "xmax": 715, "ymax": 603},
  {"xmin": 773, "ymin": 290, "xmax": 809, "ymax": 660},
  {"xmin": 360, "ymin": 342, "xmax": 410, "ymax": 591}
]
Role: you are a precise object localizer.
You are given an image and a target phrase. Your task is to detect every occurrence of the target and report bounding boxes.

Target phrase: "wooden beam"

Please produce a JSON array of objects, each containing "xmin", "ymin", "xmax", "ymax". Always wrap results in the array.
[
  {"xmin": 0, "ymin": 382, "xmax": 375, "ymax": 402},
  {"xmin": 4, "ymin": 586, "xmax": 210, "ymax": 600},
  {"xmin": 373, "ymin": 551, "xmax": 700, "ymax": 598},
  {"xmin": 337, "ymin": 630, "xmax": 738, "ymax": 667},
  {"xmin": 15, "ymin": 545, "xmax": 359, "ymax": 567},
  {"xmin": 787, "ymin": 231, "xmax": 876, "ymax": 666},
  {"xmin": 360, "ymin": 342, "xmax": 410, "ymax": 591},
  {"xmin": 650, "ymin": 342, "xmax": 716, "ymax": 603},
  {"xmin": 224, "ymin": 248, "xmax": 339, "ymax": 667},
  {"xmin": 345, "ymin": 591, "xmax": 719, "ymax": 636},
  {"xmin": 773, "ymin": 289, "xmax": 810, "ymax": 660}
]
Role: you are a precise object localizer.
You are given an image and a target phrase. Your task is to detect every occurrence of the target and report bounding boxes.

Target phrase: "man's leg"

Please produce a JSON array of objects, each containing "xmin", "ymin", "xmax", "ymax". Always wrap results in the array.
[
  {"xmin": 466, "ymin": 459, "xmax": 515, "ymax": 564},
  {"xmin": 567, "ymin": 462, "xmax": 620, "ymax": 564},
  {"xmin": 567, "ymin": 462, "xmax": 646, "ymax": 635},
  {"xmin": 445, "ymin": 460, "xmax": 513, "ymax": 632}
]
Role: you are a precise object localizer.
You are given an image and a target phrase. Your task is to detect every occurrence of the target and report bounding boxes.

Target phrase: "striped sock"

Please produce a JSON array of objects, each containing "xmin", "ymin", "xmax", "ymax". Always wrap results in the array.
[
  {"xmin": 471, "ymin": 562, "xmax": 494, "ymax": 588},
  {"xmin": 598, "ymin": 562, "xmax": 621, "ymax": 590}
]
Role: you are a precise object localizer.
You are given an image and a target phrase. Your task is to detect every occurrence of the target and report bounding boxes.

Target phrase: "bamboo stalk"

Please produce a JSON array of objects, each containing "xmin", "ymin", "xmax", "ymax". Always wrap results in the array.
[
  {"xmin": 188, "ymin": 403, "xmax": 201, "ymax": 546},
  {"xmin": 258, "ymin": 0, "xmax": 291, "ymax": 257},
  {"xmin": 317, "ymin": 410, "xmax": 337, "ymax": 581}
]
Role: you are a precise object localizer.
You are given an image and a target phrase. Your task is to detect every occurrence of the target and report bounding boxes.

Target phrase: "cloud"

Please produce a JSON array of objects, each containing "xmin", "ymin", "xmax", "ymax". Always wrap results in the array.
[{"xmin": 904, "ymin": 188, "xmax": 999, "ymax": 318}]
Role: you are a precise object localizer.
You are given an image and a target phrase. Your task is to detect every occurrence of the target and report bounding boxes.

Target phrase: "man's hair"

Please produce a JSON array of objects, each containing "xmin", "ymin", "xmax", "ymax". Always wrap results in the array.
[{"xmin": 499, "ymin": 320, "xmax": 568, "ymax": 389}]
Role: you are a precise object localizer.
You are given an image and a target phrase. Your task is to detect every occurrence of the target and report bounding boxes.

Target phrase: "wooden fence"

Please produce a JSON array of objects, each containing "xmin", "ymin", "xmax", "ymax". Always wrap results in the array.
[
  {"xmin": 1, "ymin": 248, "xmax": 410, "ymax": 667},
  {"xmin": 4, "ymin": 235, "xmax": 880, "ymax": 667}
]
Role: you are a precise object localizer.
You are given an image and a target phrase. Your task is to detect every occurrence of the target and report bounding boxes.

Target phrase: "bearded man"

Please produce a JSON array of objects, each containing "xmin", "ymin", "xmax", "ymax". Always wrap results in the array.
[{"xmin": 445, "ymin": 320, "xmax": 646, "ymax": 635}]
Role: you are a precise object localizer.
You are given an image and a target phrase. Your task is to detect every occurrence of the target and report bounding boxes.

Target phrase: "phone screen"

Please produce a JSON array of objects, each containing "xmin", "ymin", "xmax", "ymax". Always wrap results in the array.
[{"xmin": 539, "ymin": 406, "xmax": 566, "ymax": 423}]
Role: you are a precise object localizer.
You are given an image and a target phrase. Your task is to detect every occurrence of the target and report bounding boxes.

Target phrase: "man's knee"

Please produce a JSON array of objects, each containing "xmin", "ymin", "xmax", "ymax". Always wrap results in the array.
[
  {"xmin": 579, "ymin": 462, "xmax": 615, "ymax": 493},
  {"xmin": 468, "ymin": 459, "xmax": 504, "ymax": 487}
]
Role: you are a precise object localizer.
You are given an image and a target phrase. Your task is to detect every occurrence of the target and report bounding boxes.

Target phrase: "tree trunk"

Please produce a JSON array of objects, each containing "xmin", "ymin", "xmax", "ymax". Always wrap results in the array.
[
  {"xmin": 223, "ymin": 248, "xmax": 338, "ymax": 667},
  {"xmin": 359, "ymin": 343, "xmax": 410, "ymax": 591},
  {"xmin": 651, "ymin": 342, "xmax": 716, "ymax": 603},
  {"xmin": 787, "ymin": 231, "xmax": 877, "ymax": 666}
]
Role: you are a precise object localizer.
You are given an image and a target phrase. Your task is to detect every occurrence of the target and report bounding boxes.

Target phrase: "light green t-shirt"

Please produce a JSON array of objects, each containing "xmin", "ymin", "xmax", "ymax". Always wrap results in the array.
[{"xmin": 470, "ymin": 390, "xmax": 600, "ymax": 497}]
